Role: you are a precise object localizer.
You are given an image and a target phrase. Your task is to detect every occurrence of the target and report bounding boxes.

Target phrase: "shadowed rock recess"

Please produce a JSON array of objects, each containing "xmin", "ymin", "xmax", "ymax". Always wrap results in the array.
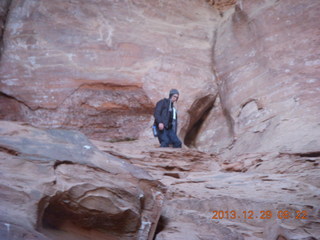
[
  {"xmin": 0, "ymin": 0, "xmax": 319, "ymax": 240},
  {"xmin": 0, "ymin": 121, "xmax": 165, "ymax": 240}
]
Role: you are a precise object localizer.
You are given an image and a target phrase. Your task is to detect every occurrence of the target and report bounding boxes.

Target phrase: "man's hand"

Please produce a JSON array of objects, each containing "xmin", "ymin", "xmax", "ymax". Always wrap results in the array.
[{"xmin": 158, "ymin": 123, "xmax": 164, "ymax": 130}]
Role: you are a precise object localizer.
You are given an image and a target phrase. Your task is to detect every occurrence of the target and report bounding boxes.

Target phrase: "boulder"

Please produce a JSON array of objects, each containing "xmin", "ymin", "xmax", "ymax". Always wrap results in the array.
[{"xmin": 0, "ymin": 120, "xmax": 165, "ymax": 240}]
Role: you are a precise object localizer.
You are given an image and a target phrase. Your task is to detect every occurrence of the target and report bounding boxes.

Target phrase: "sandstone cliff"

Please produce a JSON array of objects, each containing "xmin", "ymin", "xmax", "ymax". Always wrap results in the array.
[{"xmin": 0, "ymin": 0, "xmax": 319, "ymax": 239}]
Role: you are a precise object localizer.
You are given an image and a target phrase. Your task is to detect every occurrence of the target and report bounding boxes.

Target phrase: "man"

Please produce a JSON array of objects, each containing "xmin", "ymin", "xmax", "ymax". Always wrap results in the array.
[{"xmin": 154, "ymin": 89, "xmax": 182, "ymax": 148}]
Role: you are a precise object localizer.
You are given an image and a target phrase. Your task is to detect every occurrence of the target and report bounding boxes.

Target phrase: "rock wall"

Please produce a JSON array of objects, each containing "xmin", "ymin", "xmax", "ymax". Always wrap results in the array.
[
  {"xmin": 0, "ymin": 0, "xmax": 319, "ymax": 151},
  {"xmin": 0, "ymin": 1, "xmax": 319, "ymax": 239},
  {"xmin": 0, "ymin": 0, "xmax": 219, "ymax": 141},
  {"xmin": 195, "ymin": 0, "xmax": 320, "ymax": 157}
]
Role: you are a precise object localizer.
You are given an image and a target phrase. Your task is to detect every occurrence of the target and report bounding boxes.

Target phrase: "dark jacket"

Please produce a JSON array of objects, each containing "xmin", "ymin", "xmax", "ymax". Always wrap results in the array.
[{"xmin": 154, "ymin": 98, "xmax": 178, "ymax": 132}]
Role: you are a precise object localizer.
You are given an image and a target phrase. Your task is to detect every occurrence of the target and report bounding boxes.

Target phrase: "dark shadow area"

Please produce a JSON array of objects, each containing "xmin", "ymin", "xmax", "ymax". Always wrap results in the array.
[
  {"xmin": 0, "ymin": 0, "xmax": 12, "ymax": 61},
  {"xmin": 38, "ymin": 192, "xmax": 140, "ymax": 240},
  {"xmin": 184, "ymin": 94, "xmax": 216, "ymax": 147},
  {"xmin": 153, "ymin": 215, "xmax": 169, "ymax": 240},
  {"xmin": 298, "ymin": 152, "xmax": 320, "ymax": 158}
]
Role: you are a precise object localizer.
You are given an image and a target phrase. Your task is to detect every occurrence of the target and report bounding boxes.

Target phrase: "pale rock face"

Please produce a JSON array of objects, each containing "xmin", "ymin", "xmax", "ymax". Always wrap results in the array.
[
  {"xmin": 0, "ymin": 121, "xmax": 165, "ymax": 240},
  {"xmin": 195, "ymin": 0, "xmax": 320, "ymax": 157},
  {"xmin": 0, "ymin": 0, "xmax": 218, "ymax": 141}
]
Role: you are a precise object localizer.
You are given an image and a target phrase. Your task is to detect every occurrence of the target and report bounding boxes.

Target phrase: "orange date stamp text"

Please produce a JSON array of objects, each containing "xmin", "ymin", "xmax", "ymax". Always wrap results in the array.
[{"xmin": 211, "ymin": 210, "xmax": 308, "ymax": 220}]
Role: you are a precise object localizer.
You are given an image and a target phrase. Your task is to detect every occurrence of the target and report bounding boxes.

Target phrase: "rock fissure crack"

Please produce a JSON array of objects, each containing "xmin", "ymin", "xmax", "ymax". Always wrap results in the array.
[
  {"xmin": 0, "ymin": 146, "xmax": 19, "ymax": 156},
  {"xmin": 0, "ymin": 91, "xmax": 37, "ymax": 111},
  {"xmin": 184, "ymin": 94, "xmax": 217, "ymax": 147},
  {"xmin": 0, "ymin": 0, "xmax": 12, "ymax": 61}
]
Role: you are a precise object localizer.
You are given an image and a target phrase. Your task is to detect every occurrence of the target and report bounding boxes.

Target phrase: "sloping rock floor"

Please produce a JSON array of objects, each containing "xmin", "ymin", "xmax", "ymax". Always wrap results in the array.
[{"xmin": 94, "ymin": 139, "xmax": 320, "ymax": 240}]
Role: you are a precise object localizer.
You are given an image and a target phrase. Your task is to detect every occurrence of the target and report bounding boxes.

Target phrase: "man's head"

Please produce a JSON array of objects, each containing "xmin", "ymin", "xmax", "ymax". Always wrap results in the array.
[{"xmin": 169, "ymin": 89, "xmax": 179, "ymax": 102}]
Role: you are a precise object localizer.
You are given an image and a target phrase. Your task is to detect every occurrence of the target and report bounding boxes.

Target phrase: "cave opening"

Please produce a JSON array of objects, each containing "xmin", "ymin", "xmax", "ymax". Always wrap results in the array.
[
  {"xmin": 153, "ymin": 215, "xmax": 168, "ymax": 240},
  {"xmin": 183, "ymin": 94, "xmax": 216, "ymax": 148}
]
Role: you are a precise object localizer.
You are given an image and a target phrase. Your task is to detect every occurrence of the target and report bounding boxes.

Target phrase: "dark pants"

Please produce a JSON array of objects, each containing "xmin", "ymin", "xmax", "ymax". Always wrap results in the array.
[{"xmin": 158, "ymin": 128, "xmax": 182, "ymax": 148}]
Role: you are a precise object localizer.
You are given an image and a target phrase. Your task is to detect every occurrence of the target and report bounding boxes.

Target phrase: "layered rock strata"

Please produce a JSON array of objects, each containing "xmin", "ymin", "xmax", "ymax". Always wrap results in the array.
[
  {"xmin": 0, "ymin": 0, "xmax": 218, "ymax": 141},
  {"xmin": 195, "ymin": 0, "xmax": 320, "ymax": 157},
  {"xmin": 0, "ymin": 0, "xmax": 319, "ymax": 239},
  {"xmin": 0, "ymin": 121, "xmax": 165, "ymax": 240},
  {"xmin": 95, "ymin": 139, "xmax": 320, "ymax": 240}
]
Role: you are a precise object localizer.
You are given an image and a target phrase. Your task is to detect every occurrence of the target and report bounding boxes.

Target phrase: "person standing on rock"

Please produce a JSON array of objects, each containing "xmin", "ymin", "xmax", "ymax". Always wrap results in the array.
[{"xmin": 153, "ymin": 89, "xmax": 182, "ymax": 148}]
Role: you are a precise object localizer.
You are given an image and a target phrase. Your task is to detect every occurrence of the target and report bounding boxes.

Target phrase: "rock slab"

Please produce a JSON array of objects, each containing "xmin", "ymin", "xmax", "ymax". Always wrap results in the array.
[{"xmin": 0, "ymin": 120, "xmax": 165, "ymax": 240}]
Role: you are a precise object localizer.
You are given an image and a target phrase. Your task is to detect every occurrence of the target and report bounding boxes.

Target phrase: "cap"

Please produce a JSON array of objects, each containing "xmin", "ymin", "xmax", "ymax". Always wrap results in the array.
[{"xmin": 169, "ymin": 89, "xmax": 179, "ymax": 98}]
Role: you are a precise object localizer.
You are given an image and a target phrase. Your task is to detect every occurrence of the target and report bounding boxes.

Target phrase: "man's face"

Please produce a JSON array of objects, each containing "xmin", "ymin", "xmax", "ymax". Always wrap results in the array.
[{"xmin": 171, "ymin": 94, "xmax": 179, "ymax": 102}]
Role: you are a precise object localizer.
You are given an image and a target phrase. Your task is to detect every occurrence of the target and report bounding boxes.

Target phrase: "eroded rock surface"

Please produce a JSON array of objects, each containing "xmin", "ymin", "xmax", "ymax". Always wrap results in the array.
[
  {"xmin": 0, "ymin": 121, "xmax": 165, "ymax": 240},
  {"xmin": 0, "ymin": 0, "xmax": 219, "ymax": 141},
  {"xmin": 195, "ymin": 0, "xmax": 320, "ymax": 158},
  {"xmin": 0, "ymin": 0, "xmax": 319, "ymax": 239},
  {"xmin": 95, "ymin": 139, "xmax": 320, "ymax": 240}
]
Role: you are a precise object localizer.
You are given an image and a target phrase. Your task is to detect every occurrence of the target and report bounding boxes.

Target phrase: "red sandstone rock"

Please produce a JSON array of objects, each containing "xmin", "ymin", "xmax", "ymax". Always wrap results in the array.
[
  {"xmin": 196, "ymin": 0, "xmax": 320, "ymax": 158},
  {"xmin": 0, "ymin": 0, "xmax": 319, "ymax": 239},
  {"xmin": 0, "ymin": 121, "xmax": 165, "ymax": 240},
  {"xmin": 94, "ymin": 139, "xmax": 320, "ymax": 240},
  {"xmin": 0, "ymin": 0, "xmax": 218, "ymax": 141}
]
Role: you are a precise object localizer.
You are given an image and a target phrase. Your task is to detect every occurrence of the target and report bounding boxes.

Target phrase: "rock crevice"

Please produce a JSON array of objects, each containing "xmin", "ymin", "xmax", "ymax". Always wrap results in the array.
[
  {"xmin": 0, "ymin": 0, "xmax": 12, "ymax": 60},
  {"xmin": 183, "ymin": 93, "xmax": 217, "ymax": 147}
]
